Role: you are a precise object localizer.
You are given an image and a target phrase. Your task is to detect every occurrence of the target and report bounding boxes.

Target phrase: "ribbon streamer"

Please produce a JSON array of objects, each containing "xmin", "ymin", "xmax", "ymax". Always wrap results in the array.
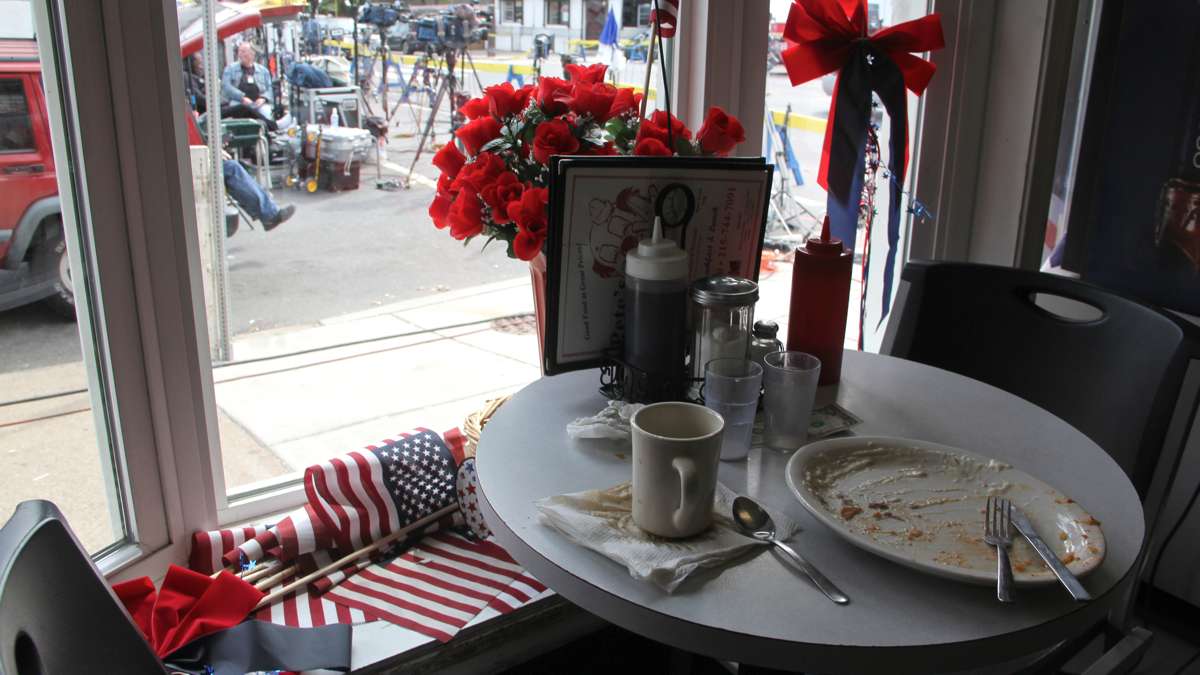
[{"xmin": 782, "ymin": 0, "xmax": 942, "ymax": 321}]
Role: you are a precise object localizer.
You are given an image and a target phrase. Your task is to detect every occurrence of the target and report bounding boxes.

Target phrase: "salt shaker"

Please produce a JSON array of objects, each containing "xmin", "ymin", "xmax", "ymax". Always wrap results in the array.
[
  {"xmin": 624, "ymin": 217, "xmax": 689, "ymax": 402},
  {"xmin": 748, "ymin": 320, "xmax": 784, "ymax": 371},
  {"xmin": 689, "ymin": 276, "xmax": 759, "ymax": 391}
]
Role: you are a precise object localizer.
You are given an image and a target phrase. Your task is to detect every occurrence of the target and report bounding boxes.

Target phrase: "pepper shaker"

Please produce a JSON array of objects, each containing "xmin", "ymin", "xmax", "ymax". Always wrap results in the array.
[{"xmin": 748, "ymin": 320, "xmax": 784, "ymax": 372}]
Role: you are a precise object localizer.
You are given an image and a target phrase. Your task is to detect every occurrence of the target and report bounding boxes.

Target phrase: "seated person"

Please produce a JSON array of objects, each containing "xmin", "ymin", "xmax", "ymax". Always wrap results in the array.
[
  {"xmin": 185, "ymin": 113, "xmax": 294, "ymax": 235},
  {"xmin": 221, "ymin": 42, "xmax": 277, "ymax": 131},
  {"xmin": 223, "ymin": 152, "xmax": 294, "ymax": 235}
]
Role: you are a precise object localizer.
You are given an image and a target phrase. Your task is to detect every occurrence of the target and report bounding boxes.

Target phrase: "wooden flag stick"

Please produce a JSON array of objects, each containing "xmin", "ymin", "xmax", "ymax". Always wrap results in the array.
[
  {"xmin": 239, "ymin": 560, "xmax": 281, "ymax": 585},
  {"xmin": 639, "ymin": 27, "xmax": 658, "ymax": 119},
  {"xmin": 253, "ymin": 563, "xmax": 298, "ymax": 592},
  {"xmin": 252, "ymin": 503, "xmax": 458, "ymax": 611},
  {"xmin": 209, "ymin": 565, "xmax": 235, "ymax": 579}
]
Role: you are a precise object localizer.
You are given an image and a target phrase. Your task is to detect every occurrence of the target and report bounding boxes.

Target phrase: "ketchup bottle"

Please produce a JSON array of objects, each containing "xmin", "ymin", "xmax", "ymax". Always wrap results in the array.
[{"xmin": 786, "ymin": 217, "xmax": 852, "ymax": 385}]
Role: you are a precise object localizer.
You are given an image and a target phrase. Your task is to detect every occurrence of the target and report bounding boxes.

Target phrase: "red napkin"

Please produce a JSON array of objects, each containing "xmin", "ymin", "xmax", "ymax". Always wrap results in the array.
[{"xmin": 113, "ymin": 564, "xmax": 265, "ymax": 657}]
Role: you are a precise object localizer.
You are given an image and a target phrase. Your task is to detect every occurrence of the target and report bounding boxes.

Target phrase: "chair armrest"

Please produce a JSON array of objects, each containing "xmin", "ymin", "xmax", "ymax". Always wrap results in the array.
[{"xmin": 1080, "ymin": 626, "xmax": 1154, "ymax": 675}]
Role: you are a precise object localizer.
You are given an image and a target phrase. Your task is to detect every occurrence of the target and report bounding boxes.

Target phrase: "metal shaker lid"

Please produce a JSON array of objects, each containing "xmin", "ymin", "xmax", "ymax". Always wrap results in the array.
[
  {"xmin": 690, "ymin": 275, "xmax": 759, "ymax": 306},
  {"xmin": 753, "ymin": 319, "xmax": 779, "ymax": 338}
]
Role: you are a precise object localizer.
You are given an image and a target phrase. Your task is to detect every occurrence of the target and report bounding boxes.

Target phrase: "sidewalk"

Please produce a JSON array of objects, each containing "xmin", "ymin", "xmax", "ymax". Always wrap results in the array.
[
  {"xmin": 215, "ymin": 275, "xmax": 542, "ymax": 489},
  {"xmin": 213, "ymin": 256, "xmax": 859, "ymax": 491}
]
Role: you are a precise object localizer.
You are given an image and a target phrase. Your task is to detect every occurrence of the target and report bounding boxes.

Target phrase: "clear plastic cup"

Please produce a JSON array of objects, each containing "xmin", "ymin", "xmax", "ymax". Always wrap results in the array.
[
  {"xmin": 704, "ymin": 358, "xmax": 763, "ymax": 461},
  {"xmin": 763, "ymin": 351, "xmax": 821, "ymax": 451}
]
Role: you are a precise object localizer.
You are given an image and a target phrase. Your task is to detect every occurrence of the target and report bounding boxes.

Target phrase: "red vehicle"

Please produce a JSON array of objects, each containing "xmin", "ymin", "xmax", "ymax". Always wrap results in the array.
[{"xmin": 0, "ymin": 38, "xmax": 71, "ymax": 317}]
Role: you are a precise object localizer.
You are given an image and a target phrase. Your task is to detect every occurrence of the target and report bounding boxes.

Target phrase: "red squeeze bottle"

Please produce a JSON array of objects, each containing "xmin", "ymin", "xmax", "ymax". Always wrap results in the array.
[{"xmin": 786, "ymin": 217, "xmax": 853, "ymax": 385}]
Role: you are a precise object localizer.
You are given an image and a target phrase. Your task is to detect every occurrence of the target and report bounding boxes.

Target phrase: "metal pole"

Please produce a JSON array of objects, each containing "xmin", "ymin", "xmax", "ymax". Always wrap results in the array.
[{"xmin": 203, "ymin": 0, "xmax": 232, "ymax": 361}]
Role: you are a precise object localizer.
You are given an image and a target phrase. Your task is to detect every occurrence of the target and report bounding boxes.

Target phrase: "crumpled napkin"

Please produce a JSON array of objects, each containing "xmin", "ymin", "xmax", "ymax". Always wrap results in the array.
[
  {"xmin": 535, "ymin": 482, "xmax": 799, "ymax": 592},
  {"xmin": 565, "ymin": 400, "xmax": 645, "ymax": 441}
]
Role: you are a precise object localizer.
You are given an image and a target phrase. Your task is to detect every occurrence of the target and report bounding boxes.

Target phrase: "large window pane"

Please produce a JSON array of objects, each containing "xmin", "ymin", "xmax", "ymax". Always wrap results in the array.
[
  {"xmin": 170, "ymin": 3, "xmax": 683, "ymax": 508},
  {"xmin": 0, "ymin": 23, "xmax": 126, "ymax": 554}
]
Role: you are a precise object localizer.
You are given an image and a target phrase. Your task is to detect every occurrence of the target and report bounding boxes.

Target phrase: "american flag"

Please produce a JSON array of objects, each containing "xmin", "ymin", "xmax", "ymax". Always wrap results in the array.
[
  {"xmin": 306, "ymin": 428, "xmax": 467, "ymax": 552},
  {"xmin": 190, "ymin": 524, "xmax": 271, "ymax": 575},
  {"xmin": 324, "ymin": 531, "xmax": 547, "ymax": 642},
  {"xmin": 219, "ymin": 503, "xmax": 335, "ymax": 570},
  {"xmin": 651, "ymin": 0, "xmax": 680, "ymax": 37}
]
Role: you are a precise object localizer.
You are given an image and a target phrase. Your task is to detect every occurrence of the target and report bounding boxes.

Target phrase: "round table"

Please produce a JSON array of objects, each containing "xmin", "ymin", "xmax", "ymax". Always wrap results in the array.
[{"xmin": 475, "ymin": 351, "xmax": 1144, "ymax": 674}]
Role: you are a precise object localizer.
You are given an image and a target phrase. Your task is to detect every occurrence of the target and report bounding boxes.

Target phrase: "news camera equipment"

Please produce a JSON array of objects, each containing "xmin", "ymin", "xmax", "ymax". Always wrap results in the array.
[
  {"xmin": 358, "ymin": 2, "xmax": 402, "ymax": 28},
  {"xmin": 532, "ymin": 33, "xmax": 553, "ymax": 78},
  {"xmin": 402, "ymin": 44, "xmax": 483, "ymax": 189}
]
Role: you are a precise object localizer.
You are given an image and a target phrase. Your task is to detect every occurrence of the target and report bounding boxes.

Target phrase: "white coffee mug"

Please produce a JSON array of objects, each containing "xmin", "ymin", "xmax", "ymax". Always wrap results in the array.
[{"xmin": 631, "ymin": 402, "xmax": 725, "ymax": 538}]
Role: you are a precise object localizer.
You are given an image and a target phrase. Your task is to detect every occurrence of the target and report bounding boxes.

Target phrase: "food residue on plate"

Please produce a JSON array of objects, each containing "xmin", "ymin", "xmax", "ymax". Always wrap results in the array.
[{"xmin": 800, "ymin": 441, "xmax": 1105, "ymax": 581}]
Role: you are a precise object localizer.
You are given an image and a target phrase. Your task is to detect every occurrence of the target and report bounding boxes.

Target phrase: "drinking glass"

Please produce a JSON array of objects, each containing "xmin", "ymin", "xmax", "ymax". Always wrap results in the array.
[
  {"xmin": 704, "ymin": 358, "xmax": 763, "ymax": 461},
  {"xmin": 763, "ymin": 351, "xmax": 821, "ymax": 450}
]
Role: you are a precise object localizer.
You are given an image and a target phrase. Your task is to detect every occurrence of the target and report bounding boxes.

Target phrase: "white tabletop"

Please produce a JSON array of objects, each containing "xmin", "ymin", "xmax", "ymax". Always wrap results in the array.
[{"xmin": 475, "ymin": 351, "xmax": 1145, "ymax": 674}]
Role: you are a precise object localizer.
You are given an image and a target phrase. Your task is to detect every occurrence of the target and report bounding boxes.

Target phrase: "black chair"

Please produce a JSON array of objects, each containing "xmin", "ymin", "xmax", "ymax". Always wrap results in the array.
[
  {"xmin": 0, "ymin": 500, "xmax": 166, "ymax": 674},
  {"xmin": 882, "ymin": 260, "xmax": 1200, "ymax": 674},
  {"xmin": 882, "ymin": 260, "xmax": 1200, "ymax": 500}
]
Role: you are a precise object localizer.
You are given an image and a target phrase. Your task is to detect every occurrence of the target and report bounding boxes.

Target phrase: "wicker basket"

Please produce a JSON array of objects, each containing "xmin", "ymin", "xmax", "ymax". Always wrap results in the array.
[{"xmin": 462, "ymin": 395, "xmax": 512, "ymax": 458}]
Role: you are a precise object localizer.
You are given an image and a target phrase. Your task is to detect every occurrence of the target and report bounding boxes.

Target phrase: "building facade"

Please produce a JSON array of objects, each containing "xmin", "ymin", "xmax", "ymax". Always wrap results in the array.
[{"xmin": 492, "ymin": 0, "xmax": 652, "ymax": 53}]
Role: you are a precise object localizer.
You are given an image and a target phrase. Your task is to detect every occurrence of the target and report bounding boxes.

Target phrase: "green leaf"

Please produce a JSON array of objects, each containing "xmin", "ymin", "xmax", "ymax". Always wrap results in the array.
[
  {"xmin": 480, "ymin": 137, "xmax": 510, "ymax": 154},
  {"xmin": 509, "ymin": 119, "xmax": 526, "ymax": 138},
  {"xmin": 674, "ymin": 137, "xmax": 696, "ymax": 156},
  {"xmin": 605, "ymin": 117, "xmax": 628, "ymax": 138},
  {"xmin": 505, "ymin": 236, "xmax": 517, "ymax": 259}
]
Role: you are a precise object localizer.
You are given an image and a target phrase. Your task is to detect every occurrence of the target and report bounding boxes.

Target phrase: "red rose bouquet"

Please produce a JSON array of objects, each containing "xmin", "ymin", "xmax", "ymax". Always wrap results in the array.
[{"xmin": 428, "ymin": 64, "xmax": 746, "ymax": 261}]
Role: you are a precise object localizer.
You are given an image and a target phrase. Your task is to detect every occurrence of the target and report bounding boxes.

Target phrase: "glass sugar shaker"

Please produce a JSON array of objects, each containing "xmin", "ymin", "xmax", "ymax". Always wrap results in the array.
[
  {"xmin": 748, "ymin": 320, "xmax": 784, "ymax": 372},
  {"xmin": 689, "ymin": 276, "xmax": 759, "ymax": 390}
]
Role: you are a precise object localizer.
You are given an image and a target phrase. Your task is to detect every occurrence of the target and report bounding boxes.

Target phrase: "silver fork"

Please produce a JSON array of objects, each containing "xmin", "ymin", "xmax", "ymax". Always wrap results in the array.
[{"xmin": 983, "ymin": 496, "xmax": 1015, "ymax": 603}]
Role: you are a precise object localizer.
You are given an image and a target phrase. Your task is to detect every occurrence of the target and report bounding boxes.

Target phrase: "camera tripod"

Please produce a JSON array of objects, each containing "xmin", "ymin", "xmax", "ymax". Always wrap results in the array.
[{"xmin": 403, "ymin": 45, "xmax": 483, "ymax": 189}]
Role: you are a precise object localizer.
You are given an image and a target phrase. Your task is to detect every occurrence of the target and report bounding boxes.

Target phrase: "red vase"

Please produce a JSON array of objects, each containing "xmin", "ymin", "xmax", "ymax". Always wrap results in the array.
[{"xmin": 529, "ymin": 252, "xmax": 547, "ymax": 372}]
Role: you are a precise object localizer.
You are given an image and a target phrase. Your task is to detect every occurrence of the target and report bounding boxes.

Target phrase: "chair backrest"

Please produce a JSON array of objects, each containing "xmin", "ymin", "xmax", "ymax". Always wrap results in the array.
[
  {"xmin": 882, "ymin": 260, "xmax": 1200, "ymax": 499},
  {"xmin": 0, "ymin": 501, "xmax": 165, "ymax": 675}
]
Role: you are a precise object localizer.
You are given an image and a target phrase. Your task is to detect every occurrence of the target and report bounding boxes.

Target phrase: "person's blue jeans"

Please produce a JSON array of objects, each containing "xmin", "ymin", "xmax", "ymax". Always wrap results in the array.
[{"xmin": 223, "ymin": 159, "xmax": 279, "ymax": 223}]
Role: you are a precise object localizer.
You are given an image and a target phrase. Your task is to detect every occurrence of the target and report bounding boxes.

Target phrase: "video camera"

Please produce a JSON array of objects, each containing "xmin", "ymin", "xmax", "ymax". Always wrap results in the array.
[{"xmin": 358, "ymin": 2, "xmax": 401, "ymax": 28}]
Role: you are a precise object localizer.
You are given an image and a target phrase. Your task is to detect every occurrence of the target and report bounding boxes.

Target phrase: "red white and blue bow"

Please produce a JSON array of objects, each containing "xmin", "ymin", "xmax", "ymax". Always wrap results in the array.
[{"xmin": 782, "ymin": 0, "xmax": 942, "ymax": 321}]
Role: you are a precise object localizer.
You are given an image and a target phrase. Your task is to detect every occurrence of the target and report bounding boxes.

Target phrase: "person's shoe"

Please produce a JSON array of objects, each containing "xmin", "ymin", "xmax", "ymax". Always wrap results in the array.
[{"xmin": 262, "ymin": 204, "xmax": 295, "ymax": 232}]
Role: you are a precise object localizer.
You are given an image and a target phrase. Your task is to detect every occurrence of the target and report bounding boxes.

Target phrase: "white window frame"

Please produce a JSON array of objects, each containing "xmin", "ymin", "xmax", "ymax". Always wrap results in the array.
[
  {"xmin": 34, "ymin": 0, "xmax": 220, "ymax": 581},
  {"xmin": 499, "ymin": 0, "xmax": 525, "ymax": 26}
]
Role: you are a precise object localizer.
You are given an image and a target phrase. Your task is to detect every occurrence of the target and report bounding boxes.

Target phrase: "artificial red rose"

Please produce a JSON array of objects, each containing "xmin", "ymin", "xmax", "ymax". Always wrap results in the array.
[
  {"xmin": 447, "ymin": 190, "xmax": 484, "ymax": 240},
  {"xmin": 484, "ymin": 82, "xmax": 525, "ymax": 119},
  {"xmin": 509, "ymin": 186, "xmax": 550, "ymax": 260},
  {"xmin": 508, "ymin": 186, "xmax": 549, "ymax": 235},
  {"xmin": 635, "ymin": 117, "xmax": 670, "ymax": 146},
  {"xmin": 479, "ymin": 171, "xmax": 525, "ymax": 224},
  {"xmin": 536, "ymin": 77, "xmax": 572, "ymax": 116},
  {"xmin": 608, "ymin": 87, "xmax": 639, "ymax": 118},
  {"xmin": 531, "ymin": 118, "xmax": 580, "ymax": 164},
  {"xmin": 561, "ymin": 82, "xmax": 618, "ymax": 122},
  {"xmin": 452, "ymin": 151, "xmax": 506, "ymax": 193},
  {"xmin": 650, "ymin": 110, "xmax": 692, "ymax": 140},
  {"xmin": 564, "ymin": 62, "xmax": 607, "ymax": 84},
  {"xmin": 436, "ymin": 172, "xmax": 455, "ymax": 194},
  {"xmin": 429, "ymin": 192, "xmax": 454, "ymax": 230},
  {"xmin": 513, "ymin": 229, "xmax": 544, "ymax": 261},
  {"xmin": 634, "ymin": 137, "xmax": 672, "ymax": 156},
  {"xmin": 514, "ymin": 84, "xmax": 536, "ymax": 111},
  {"xmin": 459, "ymin": 96, "xmax": 490, "ymax": 120},
  {"xmin": 455, "ymin": 116, "xmax": 503, "ymax": 156},
  {"xmin": 432, "ymin": 142, "xmax": 466, "ymax": 178},
  {"xmin": 697, "ymin": 106, "xmax": 746, "ymax": 155}
]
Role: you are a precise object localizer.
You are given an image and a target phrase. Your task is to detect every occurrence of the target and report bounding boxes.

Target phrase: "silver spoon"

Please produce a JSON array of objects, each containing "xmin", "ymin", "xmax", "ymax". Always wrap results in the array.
[{"xmin": 732, "ymin": 496, "xmax": 850, "ymax": 605}]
